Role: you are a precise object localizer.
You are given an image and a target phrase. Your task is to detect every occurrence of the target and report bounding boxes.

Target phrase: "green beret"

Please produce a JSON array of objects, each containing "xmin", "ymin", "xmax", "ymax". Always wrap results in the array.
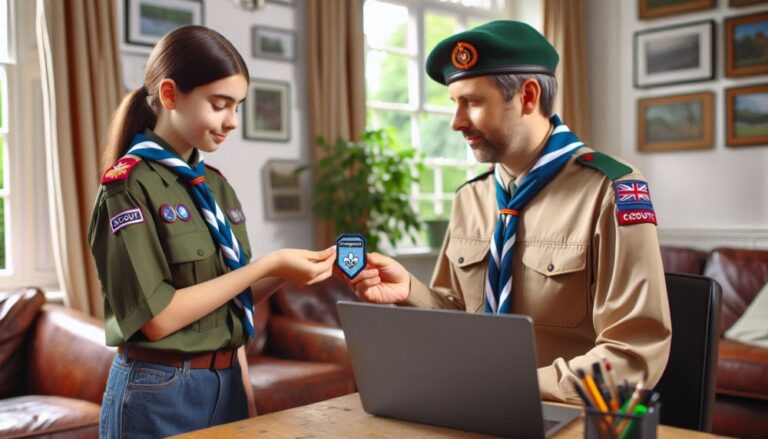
[{"xmin": 425, "ymin": 20, "xmax": 559, "ymax": 86}]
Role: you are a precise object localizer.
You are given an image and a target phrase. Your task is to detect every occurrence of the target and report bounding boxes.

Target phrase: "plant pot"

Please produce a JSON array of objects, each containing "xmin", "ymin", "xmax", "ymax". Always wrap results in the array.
[{"xmin": 425, "ymin": 220, "xmax": 449, "ymax": 249}]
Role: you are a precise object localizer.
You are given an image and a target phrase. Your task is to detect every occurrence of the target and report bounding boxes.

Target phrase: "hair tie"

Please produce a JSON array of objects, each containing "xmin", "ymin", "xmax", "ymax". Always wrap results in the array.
[{"xmin": 139, "ymin": 85, "xmax": 149, "ymax": 97}]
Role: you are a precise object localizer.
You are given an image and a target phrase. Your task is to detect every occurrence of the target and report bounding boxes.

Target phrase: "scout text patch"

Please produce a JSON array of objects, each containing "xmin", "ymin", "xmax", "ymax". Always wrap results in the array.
[
  {"xmin": 102, "ymin": 157, "xmax": 139, "ymax": 184},
  {"xmin": 614, "ymin": 180, "xmax": 657, "ymax": 226},
  {"xmin": 110, "ymin": 208, "xmax": 145, "ymax": 234}
]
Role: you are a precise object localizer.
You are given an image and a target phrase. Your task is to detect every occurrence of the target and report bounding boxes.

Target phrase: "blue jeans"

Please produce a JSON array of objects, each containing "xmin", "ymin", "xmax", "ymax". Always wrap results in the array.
[{"xmin": 99, "ymin": 352, "xmax": 248, "ymax": 438}]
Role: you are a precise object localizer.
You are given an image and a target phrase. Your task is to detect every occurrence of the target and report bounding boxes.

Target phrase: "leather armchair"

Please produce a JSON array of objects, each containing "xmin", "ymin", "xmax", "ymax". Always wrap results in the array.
[
  {"xmin": 0, "ymin": 287, "xmax": 116, "ymax": 438},
  {"xmin": 271, "ymin": 276, "xmax": 360, "ymax": 327},
  {"xmin": 660, "ymin": 246, "xmax": 768, "ymax": 439}
]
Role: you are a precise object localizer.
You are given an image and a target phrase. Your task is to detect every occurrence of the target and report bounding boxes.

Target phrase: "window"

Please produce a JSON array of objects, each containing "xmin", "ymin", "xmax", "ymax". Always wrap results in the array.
[
  {"xmin": 0, "ymin": 0, "xmax": 57, "ymax": 291},
  {"xmin": 363, "ymin": 0, "xmax": 507, "ymax": 249}
]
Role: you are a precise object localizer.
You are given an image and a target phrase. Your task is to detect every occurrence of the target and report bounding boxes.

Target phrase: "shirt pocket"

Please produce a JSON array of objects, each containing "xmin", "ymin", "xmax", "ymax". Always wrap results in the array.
[
  {"xmin": 519, "ymin": 242, "xmax": 588, "ymax": 328},
  {"xmin": 446, "ymin": 237, "xmax": 490, "ymax": 312},
  {"xmin": 164, "ymin": 231, "xmax": 220, "ymax": 331}
]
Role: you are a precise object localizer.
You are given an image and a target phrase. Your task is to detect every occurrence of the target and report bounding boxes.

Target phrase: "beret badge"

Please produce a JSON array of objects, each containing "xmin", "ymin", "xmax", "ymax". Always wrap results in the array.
[{"xmin": 451, "ymin": 41, "xmax": 478, "ymax": 71}]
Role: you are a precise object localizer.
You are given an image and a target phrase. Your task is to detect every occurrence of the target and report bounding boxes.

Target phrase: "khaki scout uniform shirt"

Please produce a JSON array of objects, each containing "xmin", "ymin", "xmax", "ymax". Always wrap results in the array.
[
  {"xmin": 88, "ymin": 132, "xmax": 251, "ymax": 353},
  {"xmin": 405, "ymin": 147, "xmax": 672, "ymax": 404}
]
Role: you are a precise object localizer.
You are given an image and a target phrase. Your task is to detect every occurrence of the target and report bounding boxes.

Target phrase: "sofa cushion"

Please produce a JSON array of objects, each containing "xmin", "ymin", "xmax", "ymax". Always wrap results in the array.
[
  {"xmin": 660, "ymin": 246, "xmax": 708, "ymax": 275},
  {"xmin": 0, "ymin": 395, "xmax": 99, "ymax": 438},
  {"xmin": 248, "ymin": 356, "xmax": 355, "ymax": 414},
  {"xmin": 717, "ymin": 339, "xmax": 768, "ymax": 400},
  {"xmin": 703, "ymin": 248, "xmax": 768, "ymax": 334},
  {"xmin": 725, "ymin": 282, "xmax": 768, "ymax": 348},
  {"xmin": 0, "ymin": 288, "xmax": 45, "ymax": 398}
]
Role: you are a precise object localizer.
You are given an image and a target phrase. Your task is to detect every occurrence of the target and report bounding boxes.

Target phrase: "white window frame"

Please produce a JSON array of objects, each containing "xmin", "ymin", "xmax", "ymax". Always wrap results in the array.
[
  {"xmin": 364, "ymin": 0, "xmax": 508, "ymax": 250},
  {"xmin": 0, "ymin": 0, "xmax": 58, "ymax": 292}
]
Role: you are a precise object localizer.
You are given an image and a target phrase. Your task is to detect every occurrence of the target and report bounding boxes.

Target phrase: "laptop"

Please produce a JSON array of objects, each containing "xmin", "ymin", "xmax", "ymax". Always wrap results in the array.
[{"xmin": 337, "ymin": 301, "xmax": 581, "ymax": 438}]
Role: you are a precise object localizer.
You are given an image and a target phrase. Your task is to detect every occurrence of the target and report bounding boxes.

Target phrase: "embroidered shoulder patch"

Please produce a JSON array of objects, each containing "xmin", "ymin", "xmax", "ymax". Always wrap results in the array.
[
  {"xmin": 110, "ymin": 208, "xmax": 145, "ymax": 234},
  {"xmin": 102, "ymin": 157, "xmax": 140, "ymax": 184},
  {"xmin": 614, "ymin": 180, "xmax": 657, "ymax": 226},
  {"xmin": 227, "ymin": 207, "xmax": 246, "ymax": 224}
]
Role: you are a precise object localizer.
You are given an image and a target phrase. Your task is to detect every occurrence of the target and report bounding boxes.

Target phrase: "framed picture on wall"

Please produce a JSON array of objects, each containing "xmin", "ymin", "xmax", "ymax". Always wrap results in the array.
[
  {"xmin": 725, "ymin": 12, "xmax": 768, "ymax": 77},
  {"xmin": 262, "ymin": 160, "xmax": 307, "ymax": 219},
  {"xmin": 637, "ymin": 91, "xmax": 714, "ymax": 152},
  {"xmin": 243, "ymin": 79, "xmax": 290, "ymax": 142},
  {"xmin": 726, "ymin": 83, "xmax": 768, "ymax": 147},
  {"xmin": 638, "ymin": 0, "xmax": 715, "ymax": 20},
  {"xmin": 125, "ymin": 0, "xmax": 204, "ymax": 47},
  {"xmin": 251, "ymin": 26, "xmax": 296, "ymax": 61},
  {"xmin": 634, "ymin": 21, "xmax": 715, "ymax": 88}
]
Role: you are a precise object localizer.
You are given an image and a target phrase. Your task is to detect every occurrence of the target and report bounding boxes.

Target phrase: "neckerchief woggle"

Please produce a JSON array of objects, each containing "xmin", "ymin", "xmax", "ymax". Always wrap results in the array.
[
  {"xmin": 126, "ymin": 134, "xmax": 256, "ymax": 337},
  {"xmin": 485, "ymin": 115, "xmax": 584, "ymax": 314}
]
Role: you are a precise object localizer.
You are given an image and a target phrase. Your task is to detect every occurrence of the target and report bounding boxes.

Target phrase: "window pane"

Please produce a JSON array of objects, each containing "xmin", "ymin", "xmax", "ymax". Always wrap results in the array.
[
  {"xmin": 0, "ymin": 197, "xmax": 5, "ymax": 269},
  {"xmin": 419, "ymin": 165, "xmax": 435, "ymax": 193},
  {"xmin": 366, "ymin": 50, "xmax": 411, "ymax": 104},
  {"xmin": 368, "ymin": 109, "xmax": 412, "ymax": 149},
  {"xmin": 442, "ymin": 165, "xmax": 469, "ymax": 193},
  {"xmin": 0, "ymin": 135, "xmax": 4, "ymax": 190},
  {"xmin": 418, "ymin": 199, "xmax": 438, "ymax": 220},
  {"xmin": 364, "ymin": 1, "xmax": 409, "ymax": 50},
  {"xmin": 424, "ymin": 12, "xmax": 460, "ymax": 107},
  {"xmin": 419, "ymin": 112, "xmax": 465, "ymax": 159},
  {"xmin": 468, "ymin": 17, "xmax": 488, "ymax": 28},
  {"xmin": 0, "ymin": 67, "xmax": 5, "ymax": 130}
]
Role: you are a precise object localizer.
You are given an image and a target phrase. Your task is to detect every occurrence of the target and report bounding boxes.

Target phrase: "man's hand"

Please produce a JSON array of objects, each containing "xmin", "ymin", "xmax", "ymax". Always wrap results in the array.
[{"xmin": 338, "ymin": 252, "xmax": 410, "ymax": 304}]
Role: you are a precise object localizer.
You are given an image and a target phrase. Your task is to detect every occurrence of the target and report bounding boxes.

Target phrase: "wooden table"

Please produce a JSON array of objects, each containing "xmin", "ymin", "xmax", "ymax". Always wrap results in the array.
[{"xmin": 172, "ymin": 393, "xmax": 726, "ymax": 438}]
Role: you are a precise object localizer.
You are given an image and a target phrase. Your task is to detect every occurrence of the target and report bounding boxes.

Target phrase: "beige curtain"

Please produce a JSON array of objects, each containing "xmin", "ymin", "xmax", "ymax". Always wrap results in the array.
[
  {"xmin": 36, "ymin": 0, "xmax": 122, "ymax": 317},
  {"xmin": 543, "ymin": 0, "xmax": 591, "ymax": 143},
  {"xmin": 306, "ymin": 0, "xmax": 367, "ymax": 248}
]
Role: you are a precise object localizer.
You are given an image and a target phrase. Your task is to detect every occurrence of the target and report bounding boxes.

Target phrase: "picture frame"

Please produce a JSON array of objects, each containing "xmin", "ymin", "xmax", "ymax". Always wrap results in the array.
[
  {"xmin": 634, "ymin": 20, "xmax": 715, "ymax": 88},
  {"xmin": 251, "ymin": 26, "xmax": 296, "ymax": 61},
  {"xmin": 637, "ymin": 91, "xmax": 714, "ymax": 152},
  {"xmin": 262, "ymin": 160, "xmax": 307, "ymax": 220},
  {"xmin": 726, "ymin": 83, "xmax": 768, "ymax": 147},
  {"xmin": 638, "ymin": 0, "xmax": 715, "ymax": 20},
  {"xmin": 243, "ymin": 79, "xmax": 290, "ymax": 142},
  {"xmin": 120, "ymin": 52, "xmax": 149, "ymax": 93},
  {"xmin": 725, "ymin": 12, "xmax": 768, "ymax": 77},
  {"xmin": 124, "ymin": 0, "xmax": 204, "ymax": 47}
]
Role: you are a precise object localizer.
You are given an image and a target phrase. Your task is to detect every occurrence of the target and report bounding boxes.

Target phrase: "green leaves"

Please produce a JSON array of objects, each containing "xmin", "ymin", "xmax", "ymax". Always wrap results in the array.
[{"xmin": 303, "ymin": 129, "xmax": 424, "ymax": 253}]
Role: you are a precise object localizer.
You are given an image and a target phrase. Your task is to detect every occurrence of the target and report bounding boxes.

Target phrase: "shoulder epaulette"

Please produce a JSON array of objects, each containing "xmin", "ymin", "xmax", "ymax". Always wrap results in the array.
[
  {"xmin": 205, "ymin": 163, "xmax": 227, "ymax": 181},
  {"xmin": 456, "ymin": 169, "xmax": 493, "ymax": 193},
  {"xmin": 575, "ymin": 151, "xmax": 632, "ymax": 181},
  {"xmin": 101, "ymin": 155, "xmax": 141, "ymax": 184}
]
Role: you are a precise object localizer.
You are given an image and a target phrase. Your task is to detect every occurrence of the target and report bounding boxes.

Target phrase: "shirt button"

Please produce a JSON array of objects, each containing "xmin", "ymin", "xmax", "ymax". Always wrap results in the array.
[
  {"xmin": 197, "ymin": 249, "xmax": 204, "ymax": 256},
  {"xmin": 458, "ymin": 257, "xmax": 465, "ymax": 263},
  {"xmin": 547, "ymin": 263, "xmax": 555, "ymax": 272}
]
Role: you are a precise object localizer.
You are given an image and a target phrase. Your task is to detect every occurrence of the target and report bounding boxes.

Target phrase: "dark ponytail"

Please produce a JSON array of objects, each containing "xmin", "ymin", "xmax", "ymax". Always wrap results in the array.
[
  {"xmin": 101, "ymin": 25, "xmax": 249, "ymax": 172},
  {"xmin": 102, "ymin": 87, "xmax": 156, "ymax": 171}
]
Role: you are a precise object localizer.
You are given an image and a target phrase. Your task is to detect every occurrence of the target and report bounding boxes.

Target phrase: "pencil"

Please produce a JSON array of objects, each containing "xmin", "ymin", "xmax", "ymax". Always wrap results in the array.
[
  {"xmin": 617, "ymin": 371, "xmax": 648, "ymax": 435},
  {"xmin": 601, "ymin": 358, "xmax": 621, "ymax": 412},
  {"xmin": 577, "ymin": 368, "xmax": 618, "ymax": 439}
]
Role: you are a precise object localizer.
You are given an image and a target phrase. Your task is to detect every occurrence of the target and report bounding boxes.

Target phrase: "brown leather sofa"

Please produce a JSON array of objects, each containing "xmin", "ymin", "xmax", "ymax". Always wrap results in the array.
[
  {"xmin": 0, "ymin": 286, "xmax": 356, "ymax": 437},
  {"xmin": 0, "ymin": 287, "xmax": 115, "ymax": 438},
  {"xmin": 660, "ymin": 246, "xmax": 768, "ymax": 439}
]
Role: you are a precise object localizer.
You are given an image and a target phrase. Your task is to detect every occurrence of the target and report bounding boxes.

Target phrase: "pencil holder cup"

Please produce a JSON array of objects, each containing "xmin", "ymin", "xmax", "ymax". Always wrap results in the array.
[{"xmin": 583, "ymin": 403, "xmax": 660, "ymax": 439}]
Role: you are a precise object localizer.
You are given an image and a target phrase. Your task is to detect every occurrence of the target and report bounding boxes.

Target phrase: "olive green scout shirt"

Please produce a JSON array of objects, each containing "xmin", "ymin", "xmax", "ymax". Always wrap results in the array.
[{"xmin": 88, "ymin": 132, "xmax": 251, "ymax": 352}]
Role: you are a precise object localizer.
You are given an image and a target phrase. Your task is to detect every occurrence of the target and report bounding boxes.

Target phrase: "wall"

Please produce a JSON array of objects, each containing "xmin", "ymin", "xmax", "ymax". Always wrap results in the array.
[
  {"xmin": 117, "ymin": 0, "xmax": 313, "ymax": 259},
  {"xmin": 586, "ymin": 0, "xmax": 768, "ymax": 249}
]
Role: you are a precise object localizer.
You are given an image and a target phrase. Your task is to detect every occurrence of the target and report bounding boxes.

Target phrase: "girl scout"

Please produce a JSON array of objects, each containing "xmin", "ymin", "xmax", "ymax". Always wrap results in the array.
[{"xmin": 88, "ymin": 26, "xmax": 335, "ymax": 438}]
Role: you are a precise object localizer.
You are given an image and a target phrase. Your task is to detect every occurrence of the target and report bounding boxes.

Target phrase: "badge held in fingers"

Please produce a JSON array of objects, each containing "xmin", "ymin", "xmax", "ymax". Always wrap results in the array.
[{"xmin": 336, "ymin": 234, "xmax": 367, "ymax": 279}]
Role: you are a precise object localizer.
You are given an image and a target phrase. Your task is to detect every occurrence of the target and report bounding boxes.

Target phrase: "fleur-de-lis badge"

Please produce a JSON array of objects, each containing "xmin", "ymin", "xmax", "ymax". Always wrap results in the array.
[{"xmin": 344, "ymin": 252, "xmax": 359, "ymax": 269}]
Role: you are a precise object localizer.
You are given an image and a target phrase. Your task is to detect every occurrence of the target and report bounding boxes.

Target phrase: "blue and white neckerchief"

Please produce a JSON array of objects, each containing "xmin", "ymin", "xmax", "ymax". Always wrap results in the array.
[
  {"xmin": 485, "ymin": 115, "xmax": 584, "ymax": 314},
  {"xmin": 126, "ymin": 134, "xmax": 255, "ymax": 337}
]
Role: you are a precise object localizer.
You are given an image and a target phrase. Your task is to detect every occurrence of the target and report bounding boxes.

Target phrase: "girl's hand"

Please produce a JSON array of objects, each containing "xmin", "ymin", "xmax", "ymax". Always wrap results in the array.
[{"xmin": 264, "ymin": 246, "xmax": 335, "ymax": 286}]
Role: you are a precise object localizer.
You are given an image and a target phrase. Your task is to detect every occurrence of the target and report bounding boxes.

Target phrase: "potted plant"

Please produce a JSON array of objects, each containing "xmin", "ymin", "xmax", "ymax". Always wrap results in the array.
[{"xmin": 302, "ymin": 129, "xmax": 424, "ymax": 253}]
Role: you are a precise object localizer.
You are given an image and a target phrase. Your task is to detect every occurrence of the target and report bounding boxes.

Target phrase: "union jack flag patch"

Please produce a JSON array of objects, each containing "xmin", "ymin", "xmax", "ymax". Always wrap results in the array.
[{"xmin": 614, "ymin": 180, "xmax": 657, "ymax": 226}]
